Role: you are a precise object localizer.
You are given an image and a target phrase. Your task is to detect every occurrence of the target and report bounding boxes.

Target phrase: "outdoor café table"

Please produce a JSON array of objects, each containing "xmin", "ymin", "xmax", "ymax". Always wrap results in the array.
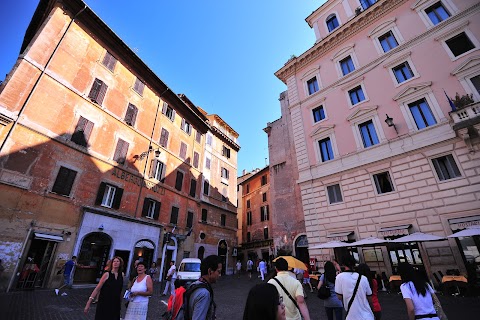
[
  {"xmin": 389, "ymin": 275, "xmax": 402, "ymax": 292},
  {"xmin": 442, "ymin": 275, "xmax": 468, "ymax": 296}
]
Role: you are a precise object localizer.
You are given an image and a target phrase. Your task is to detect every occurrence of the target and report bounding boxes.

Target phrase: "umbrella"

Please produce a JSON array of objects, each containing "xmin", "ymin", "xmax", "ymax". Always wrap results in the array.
[
  {"xmin": 349, "ymin": 237, "xmax": 389, "ymax": 247},
  {"xmin": 309, "ymin": 240, "xmax": 351, "ymax": 249},
  {"xmin": 389, "ymin": 232, "xmax": 446, "ymax": 243},
  {"xmin": 273, "ymin": 256, "xmax": 307, "ymax": 270},
  {"xmin": 447, "ymin": 225, "xmax": 480, "ymax": 238}
]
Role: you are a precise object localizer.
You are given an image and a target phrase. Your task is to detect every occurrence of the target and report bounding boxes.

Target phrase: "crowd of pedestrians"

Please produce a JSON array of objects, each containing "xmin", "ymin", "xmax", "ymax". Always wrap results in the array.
[{"xmin": 51, "ymin": 252, "xmax": 448, "ymax": 320}]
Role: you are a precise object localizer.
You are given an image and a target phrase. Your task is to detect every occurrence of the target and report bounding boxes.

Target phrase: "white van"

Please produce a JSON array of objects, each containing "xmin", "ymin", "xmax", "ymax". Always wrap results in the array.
[{"xmin": 176, "ymin": 258, "xmax": 201, "ymax": 285}]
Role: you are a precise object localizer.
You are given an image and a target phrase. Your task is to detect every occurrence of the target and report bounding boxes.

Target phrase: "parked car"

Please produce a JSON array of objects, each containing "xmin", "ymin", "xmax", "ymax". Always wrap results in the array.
[{"xmin": 176, "ymin": 258, "xmax": 201, "ymax": 285}]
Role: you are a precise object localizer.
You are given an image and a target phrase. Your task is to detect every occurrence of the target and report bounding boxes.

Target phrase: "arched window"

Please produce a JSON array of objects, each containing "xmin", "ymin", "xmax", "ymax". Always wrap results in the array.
[{"xmin": 326, "ymin": 14, "xmax": 339, "ymax": 32}]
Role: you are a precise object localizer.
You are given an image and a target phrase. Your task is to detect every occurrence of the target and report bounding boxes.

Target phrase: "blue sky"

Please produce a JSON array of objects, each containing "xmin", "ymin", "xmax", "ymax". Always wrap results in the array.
[{"xmin": 0, "ymin": 0, "xmax": 323, "ymax": 174}]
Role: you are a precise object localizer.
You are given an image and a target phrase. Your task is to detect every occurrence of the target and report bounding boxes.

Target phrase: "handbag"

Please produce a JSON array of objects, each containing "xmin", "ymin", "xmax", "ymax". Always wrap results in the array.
[
  {"xmin": 317, "ymin": 274, "xmax": 331, "ymax": 300},
  {"xmin": 431, "ymin": 292, "xmax": 448, "ymax": 320}
]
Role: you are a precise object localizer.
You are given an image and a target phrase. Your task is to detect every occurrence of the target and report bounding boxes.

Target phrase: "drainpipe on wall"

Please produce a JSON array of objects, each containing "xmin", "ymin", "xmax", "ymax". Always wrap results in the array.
[{"xmin": 3, "ymin": 4, "xmax": 87, "ymax": 293}]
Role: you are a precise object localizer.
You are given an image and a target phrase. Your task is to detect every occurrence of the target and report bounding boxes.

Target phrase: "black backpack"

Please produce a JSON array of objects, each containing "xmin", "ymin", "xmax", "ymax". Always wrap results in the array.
[{"xmin": 173, "ymin": 282, "xmax": 214, "ymax": 320}]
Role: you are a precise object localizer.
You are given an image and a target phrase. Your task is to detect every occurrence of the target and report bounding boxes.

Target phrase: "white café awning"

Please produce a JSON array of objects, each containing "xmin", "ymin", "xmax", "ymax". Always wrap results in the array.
[
  {"xmin": 378, "ymin": 224, "xmax": 411, "ymax": 236},
  {"xmin": 34, "ymin": 232, "xmax": 64, "ymax": 242}
]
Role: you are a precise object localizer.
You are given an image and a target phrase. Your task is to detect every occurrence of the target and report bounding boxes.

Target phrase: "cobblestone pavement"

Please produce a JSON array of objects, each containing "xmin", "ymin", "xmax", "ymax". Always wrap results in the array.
[{"xmin": 1, "ymin": 273, "xmax": 479, "ymax": 319}]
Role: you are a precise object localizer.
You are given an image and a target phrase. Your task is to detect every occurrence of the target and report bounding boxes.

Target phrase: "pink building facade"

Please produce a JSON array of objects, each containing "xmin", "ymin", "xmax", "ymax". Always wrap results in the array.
[{"xmin": 274, "ymin": 0, "xmax": 480, "ymax": 280}]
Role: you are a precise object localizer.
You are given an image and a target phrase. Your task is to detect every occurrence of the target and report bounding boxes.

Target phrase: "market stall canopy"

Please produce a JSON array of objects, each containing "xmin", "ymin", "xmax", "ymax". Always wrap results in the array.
[
  {"xmin": 447, "ymin": 225, "xmax": 480, "ymax": 238},
  {"xmin": 390, "ymin": 232, "xmax": 446, "ymax": 243},
  {"xmin": 273, "ymin": 256, "xmax": 307, "ymax": 270},
  {"xmin": 349, "ymin": 237, "xmax": 389, "ymax": 247},
  {"xmin": 309, "ymin": 240, "xmax": 351, "ymax": 249}
]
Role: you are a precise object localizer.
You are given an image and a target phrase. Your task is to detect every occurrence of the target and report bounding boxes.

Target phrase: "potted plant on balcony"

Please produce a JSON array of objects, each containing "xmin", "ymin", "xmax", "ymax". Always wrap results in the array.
[{"xmin": 452, "ymin": 92, "xmax": 474, "ymax": 109}]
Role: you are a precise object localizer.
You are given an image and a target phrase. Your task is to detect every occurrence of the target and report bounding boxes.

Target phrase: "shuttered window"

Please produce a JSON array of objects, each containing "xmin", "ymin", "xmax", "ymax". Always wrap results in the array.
[
  {"xmin": 260, "ymin": 205, "xmax": 269, "ymax": 221},
  {"xmin": 113, "ymin": 139, "xmax": 129, "ymax": 164},
  {"xmin": 189, "ymin": 179, "xmax": 197, "ymax": 197},
  {"xmin": 221, "ymin": 214, "xmax": 226, "ymax": 226},
  {"xmin": 179, "ymin": 142, "xmax": 187, "ymax": 160},
  {"xmin": 201, "ymin": 209, "xmax": 208, "ymax": 222},
  {"xmin": 181, "ymin": 118, "xmax": 192, "ymax": 135},
  {"xmin": 124, "ymin": 103, "xmax": 138, "ymax": 126},
  {"xmin": 149, "ymin": 159, "xmax": 165, "ymax": 181},
  {"xmin": 195, "ymin": 130, "xmax": 202, "ymax": 143},
  {"xmin": 95, "ymin": 182, "xmax": 123, "ymax": 209},
  {"xmin": 142, "ymin": 198, "xmax": 161, "ymax": 219},
  {"xmin": 159, "ymin": 128, "xmax": 169, "ymax": 147},
  {"xmin": 133, "ymin": 78, "xmax": 145, "ymax": 96},
  {"xmin": 71, "ymin": 116, "xmax": 94, "ymax": 147},
  {"xmin": 170, "ymin": 206, "xmax": 179, "ymax": 224},
  {"xmin": 52, "ymin": 166, "xmax": 77, "ymax": 196},
  {"xmin": 186, "ymin": 211, "xmax": 194, "ymax": 228},
  {"xmin": 175, "ymin": 171, "xmax": 184, "ymax": 191},
  {"xmin": 205, "ymin": 157, "xmax": 211, "ymax": 169},
  {"xmin": 162, "ymin": 102, "xmax": 176, "ymax": 121},
  {"xmin": 102, "ymin": 51, "xmax": 117, "ymax": 72},
  {"xmin": 193, "ymin": 152, "xmax": 199, "ymax": 168},
  {"xmin": 88, "ymin": 78, "xmax": 108, "ymax": 105},
  {"xmin": 222, "ymin": 146, "xmax": 231, "ymax": 158}
]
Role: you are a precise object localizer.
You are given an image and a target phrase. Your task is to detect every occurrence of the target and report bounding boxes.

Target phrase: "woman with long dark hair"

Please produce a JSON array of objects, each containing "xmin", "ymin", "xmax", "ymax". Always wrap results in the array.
[
  {"xmin": 357, "ymin": 264, "xmax": 382, "ymax": 320},
  {"xmin": 243, "ymin": 283, "xmax": 286, "ymax": 320},
  {"xmin": 318, "ymin": 261, "xmax": 343, "ymax": 320},
  {"xmin": 398, "ymin": 262, "xmax": 440, "ymax": 320},
  {"xmin": 84, "ymin": 256, "xmax": 124, "ymax": 320}
]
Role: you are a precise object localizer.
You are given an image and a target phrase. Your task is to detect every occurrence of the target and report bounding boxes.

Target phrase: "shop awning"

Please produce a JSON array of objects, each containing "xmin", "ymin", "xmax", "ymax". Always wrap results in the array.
[
  {"xmin": 449, "ymin": 216, "xmax": 480, "ymax": 231},
  {"xmin": 34, "ymin": 232, "xmax": 63, "ymax": 242},
  {"xmin": 378, "ymin": 224, "xmax": 411, "ymax": 236},
  {"xmin": 327, "ymin": 231, "xmax": 353, "ymax": 241}
]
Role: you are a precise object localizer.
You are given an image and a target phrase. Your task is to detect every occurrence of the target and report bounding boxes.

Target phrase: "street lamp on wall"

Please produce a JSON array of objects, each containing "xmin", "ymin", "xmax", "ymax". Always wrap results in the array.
[
  {"xmin": 138, "ymin": 146, "xmax": 161, "ymax": 160},
  {"xmin": 385, "ymin": 114, "xmax": 398, "ymax": 133}
]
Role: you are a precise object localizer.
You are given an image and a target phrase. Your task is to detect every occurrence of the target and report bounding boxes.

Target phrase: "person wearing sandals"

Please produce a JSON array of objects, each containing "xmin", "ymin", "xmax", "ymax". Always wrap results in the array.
[
  {"xmin": 335, "ymin": 255, "xmax": 374, "ymax": 320},
  {"xmin": 398, "ymin": 262, "xmax": 440, "ymax": 320},
  {"xmin": 124, "ymin": 261, "xmax": 153, "ymax": 320},
  {"xmin": 318, "ymin": 261, "xmax": 343, "ymax": 320}
]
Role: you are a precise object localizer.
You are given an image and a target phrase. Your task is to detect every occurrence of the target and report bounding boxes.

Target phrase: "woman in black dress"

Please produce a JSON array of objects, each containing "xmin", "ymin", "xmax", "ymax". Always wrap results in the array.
[{"xmin": 84, "ymin": 256, "xmax": 124, "ymax": 319}]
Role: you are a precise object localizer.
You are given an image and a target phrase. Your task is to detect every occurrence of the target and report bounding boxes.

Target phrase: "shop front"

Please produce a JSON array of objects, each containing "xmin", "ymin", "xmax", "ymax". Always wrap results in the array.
[{"xmin": 448, "ymin": 215, "xmax": 480, "ymax": 279}]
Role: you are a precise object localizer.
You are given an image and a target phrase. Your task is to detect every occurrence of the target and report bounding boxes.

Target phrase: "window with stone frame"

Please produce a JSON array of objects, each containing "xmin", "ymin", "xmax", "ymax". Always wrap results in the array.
[
  {"xmin": 186, "ymin": 211, "xmax": 194, "ymax": 228},
  {"xmin": 189, "ymin": 179, "xmax": 197, "ymax": 197},
  {"xmin": 95, "ymin": 182, "xmax": 123, "ymax": 209},
  {"xmin": 162, "ymin": 102, "xmax": 176, "ymax": 121},
  {"xmin": 378, "ymin": 31, "xmax": 398, "ymax": 53},
  {"xmin": 203, "ymin": 180, "xmax": 210, "ymax": 195},
  {"xmin": 133, "ymin": 77, "xmax": 145, "ymax": 96},
  {"xmin": 193, "ymin": 151, "xmax": 200, "ymax": 168},
  {"xmin": 373, "ymin": 171, "xmax": 395, "ymax": 194},
  {"xmin": 71, "ymin": 116, "xmax": 94, "ymax": 147},
  {"xmin": 431, "ymin": 154, "xmax": 461, "ymax": 181},
  {"xmin": 170, "ymin": 206, "xmax": 179, "ymax": 224},
  {"xmin": 124, "ymin": 103, "xmax": 138, "ymax": 126},
  {"xmin": 179, "ymin": 142, "xmax": 187, "ymax": 160},
  {"xmin": 201, "ymin": 208, "xmax": 208, "ymax": 222},
  {"xmin": 142, "ymin": 198, "xmax": 160, "ymax": 219},
  {"xmin": 221, "ymin": 214, "xmax": 226, "ymax": 226},
  {"xmin": 113, "ymin": 139, "xmax": 129, "ymax": 164},
  {"xmin": 159, "ymin": 128, "xmax": 169, "ymax": 148},
  {"xmin": 149, "ymin": 159, "xmax": 165, "ymax": 182},
  {"xmin": 327, "ymin": 184, "xmax": 343, "ymax": 204},
  {"xmin": 425, "ymin": 1, "xmax": 450, "ymax": 25},
  {"xmin": 52, "ymin": 166, "xmax": 77, "ymax": 196},
  {"xmin": 445, "ymin": 32, "xmax": 475, "ymax": 57},
  {"xmin": 88, "ymin": 78, "xmax": 108, "ymax": 105},
  {"xmin": 175, "ymin": 171, "xmax": 184, "ymax": 191},
  {"xmin": 102, "ymin": 51, "xmax": 117, "ymax": 72},
  {"xmin": 247, "ymin": 211, "xmax": 252, "ymax": 225}
]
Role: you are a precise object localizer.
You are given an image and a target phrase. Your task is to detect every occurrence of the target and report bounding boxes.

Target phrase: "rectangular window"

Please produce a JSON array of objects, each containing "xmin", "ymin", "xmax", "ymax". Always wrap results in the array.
[
  {"xmin": 393, "ymin": 62, "xmax": 414, "ymax": 83},
  {"xmin": 113, "ymin": 139, "xmax": 129, "ymax": 164},
  {"xmin": 247, "ymin": 211, "xmax": 252, "ymax": 226},
  {"xmin": 52, "ymin": 166, "xmax": 77, "ymax": 196},
  {"xmin": 246, "ymin": 184, "xmax": 250, "ymax": 193},
  {"xmin": 95, "ymin": 182, "xmax": 123, "ymax": 209},
  {"xmin": 124, "ymin": 103, "xmax": 138, "ymax": 126},
  {"xmin": 262, "ymin": 193, "xmax": 267, "ymax": 202},
  {"xmin": 471, "ymin": 75, "xmax": 480, "ymax": 95},
  {"xmin": 149, "ymin": 159, "xmax": 165, "ymax": 181},
  {"xmin": 193, "ymin": 152, "xmax": 200, "ymax": 168},
  {"xmin": 133, "ymin": 78, "xmax": 145, "ymax": 96},
  {"xmin": 378, "ymin": 31, "xmax": 398, "ymax": 52},
  {"xmin": 247, "ymin": 232, "xmax": 251, "ymax": 242},
  {"xmin": 102, "ymin": 51, "xmax": 117, "ymax": 72},
  {"xmin": 222, "ymin": 146, "xmax": 231, "ymax": 158},
  {"xmin": 88, "ymin": 78, "xmax": 108, "ymax": 105},
  {"xmin": 359, "ymin": 120, "xmax": 379, "ymax": 148},
  {"xmin": 203, "ymin": 180, "xmax": 210, "ymax": 195},
  {"xmin": 71, "ymin": 116, "xmax": 94, "ymax": 147},
  {"xmin": 162, "ymin": 102, "xmax": 176, "ymax": 121},
  {"xmin": 264, "ymin": 227, "xmax": 269, "ymax": 240},
  {"xmin": 260, "ymin": 205, "xmax": 269, "ymax": 221},
  {"xmin": 326, "ymin": 15, "xmax": 339, "ymax": 32},
  {"xmin": 318, "ymin": 137, "xmax": 334, "ymax": 162},
  {"xmin": 221, "ymin": 167, "xmax": 229, "ymax": 179},
  {"xmin": 307, "ymin": 77, "xmax": 319, "ymax": 95},
  {"xmin": 201, "ymin": 209, "xmax": 208, "ymax": 222},
  {"xmin": 261, "ymin": 175, "xmax": 267, "ymax": 186},
  {"xmin": 312, "ymin": 106, "xmax": 326, "ymax": 123},
  {"xmin": 181, "ymin": 118, "xmax": 192, "ymax": 135},
  {"xmin": 247, "ymin": 199, "xmax": 251, "ymax": 209},
  {"xmin": 142, "ymin": 198, "xmax": 160, "ymax": 219},
  {"xmin": 175, "ymin": 171, "xmax": 184, "ymax": 191},
  {"xmin": 205, "ymin": 157, "xmax": 211, "ymax": 169},
  {"xmin": 206, "ymin": 134, "xmax": 213, "ymax": 146},
  {"xmin": 195, "ymin": 130, "xmax": 202, "ymax": 143},
  {"xmin": 221, "ymin": 214, "xmax": 226, "ymax": 227},
  {"xmin": 425, "ymin": 2, "xmax": 450, "ymax": 25},
  {"xmin": 373, "ymin": 172, "xmax": 395, "ymax": 194},
  {"xmin": 187, "ymin": 211, "xmax": 194, "ymax": 228},
  {"xmin": 432, "ymin": 154, "xmax": 461, "ymax": 181},
  {"xmin": 348, "ymin": 86, "xmax": 365, "ymax": 105},
  {"xmin": 408, "ymin": 98, "xmax": 437, "ymax": 129},
  {"xmin": 327, "ymin": 184, "xmax": 343, "ymax": 204},
  {"xmin": 360, "ymin": 0, "xmax": 377, "ymax": 10},
  {"xmin": 189, "ymin": 179, "xmax": 197, "ymax": 197},
  {"xmin": 340, "ymin": 56, "xmax": 355, "ymax": 76},
  {"xmin": 179, "ymin": 142, "xmax": 187, "ymax": 160},
  {"xmin": 445, "ymin": 32, "xmax": 475, "ymax": 57},
  {"xmin": 170, "ymin": 206, "xmax": 179, "ymax": 224},
  {"xmin": 159, "ymin": 128, "xmax": 169, "ymax": 148}
]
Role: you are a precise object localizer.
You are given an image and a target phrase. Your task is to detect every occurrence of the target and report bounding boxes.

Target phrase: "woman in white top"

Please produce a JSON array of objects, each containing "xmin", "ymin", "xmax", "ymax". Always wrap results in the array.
[
  {"xmin": 398, "ymin": 262, "xmax": 440, "ymax": 320},
  {"xmin": 125, "ymin": 261, "xmax": 153, "ymax": 320}
]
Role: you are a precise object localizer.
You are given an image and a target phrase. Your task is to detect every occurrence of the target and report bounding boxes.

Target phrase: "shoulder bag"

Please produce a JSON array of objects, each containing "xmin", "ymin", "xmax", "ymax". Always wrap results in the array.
[
  {"xmin": 345, "ymin": 273, "xmax": 362, "ymax": 318},
  {"xmin": 317, "ymin": 274, "xmax": 331, "ymax": 300},
  {"xmin": 272, "ymin": 277, "xmax": 302, "ymax": 314}
]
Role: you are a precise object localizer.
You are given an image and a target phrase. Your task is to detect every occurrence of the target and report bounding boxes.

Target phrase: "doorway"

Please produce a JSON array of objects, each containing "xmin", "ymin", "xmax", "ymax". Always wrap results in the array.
[{"xmin": 76, "ymin": 232, "xmax": 112, "ymax": 283}]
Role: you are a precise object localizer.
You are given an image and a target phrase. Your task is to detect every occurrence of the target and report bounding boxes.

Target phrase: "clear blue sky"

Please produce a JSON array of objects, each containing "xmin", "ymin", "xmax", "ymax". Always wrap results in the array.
[{"xmin": 0, "ymin": 0, "xmax": 323, "ymax": 174}]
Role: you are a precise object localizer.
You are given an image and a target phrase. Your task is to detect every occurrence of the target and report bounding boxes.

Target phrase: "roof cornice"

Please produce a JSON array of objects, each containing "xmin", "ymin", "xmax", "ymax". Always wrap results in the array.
[{"xmin": 276, "ymin": 0, "xmax": 408, "ymax": 83}]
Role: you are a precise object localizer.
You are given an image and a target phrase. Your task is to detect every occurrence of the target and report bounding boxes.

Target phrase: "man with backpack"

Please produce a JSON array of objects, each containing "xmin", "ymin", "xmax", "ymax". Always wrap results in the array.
[{"xmin": 173, "ymin": 255, "xmax": 222, "ymax": 320}]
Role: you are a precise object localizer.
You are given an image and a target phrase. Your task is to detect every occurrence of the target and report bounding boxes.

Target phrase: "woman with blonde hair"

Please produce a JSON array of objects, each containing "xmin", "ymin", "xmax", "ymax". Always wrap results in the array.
[{"xmin": 84, "ymin": 256, "xmax": 124, "ymax": 320}]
